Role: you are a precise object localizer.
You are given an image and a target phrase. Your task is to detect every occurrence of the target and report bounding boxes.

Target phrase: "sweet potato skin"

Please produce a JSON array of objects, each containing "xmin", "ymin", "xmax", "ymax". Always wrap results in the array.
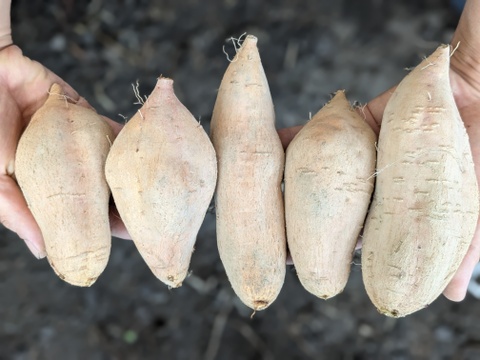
[
  {"xmin": 210, "ymin": 35, "xmax": 287, "ymax": 311},
  {"xmin": 105, "ymin": 78, "xmax": 217, "ymax": 288},
  {"xmin": 285, "ymin": 91, "xmax": 376, "ymax": 299},
  {"xmin": 15, "ymin": 84, "xmax": 114, "ymax": 287},
  {"xmin": 361, "ymin": 45, "xmax": 479, "ymax": 317}
]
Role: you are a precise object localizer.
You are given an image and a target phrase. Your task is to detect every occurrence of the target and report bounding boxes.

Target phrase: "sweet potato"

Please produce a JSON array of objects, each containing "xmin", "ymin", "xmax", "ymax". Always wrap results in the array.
[
  {"xmin": 362, "ymin": 45, "xmax": 479, "ymax": 317},
  {"xmin": 210, "ymin": 35, "xmax": 286, "ymax": 311},
  {"xmin": 15, "ymin": 83, "xmax": 114, "ymax": 286},
  {"xmin": 105, "ymin": 78, "xmax": 217, "ymax": 288},
  {"xmin": 285, "ymin": 91, "xmax": 376, "ymax": 299}
]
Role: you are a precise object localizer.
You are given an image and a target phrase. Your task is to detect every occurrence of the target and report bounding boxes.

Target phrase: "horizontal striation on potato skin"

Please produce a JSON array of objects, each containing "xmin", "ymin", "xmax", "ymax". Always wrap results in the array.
[
  {"xmin": 210, "ymin": 35, "xmax": 287, "ymax": 311},
  {"xmin": 361, "ymin": 45, "xmax": 479, "ymax": 318}
]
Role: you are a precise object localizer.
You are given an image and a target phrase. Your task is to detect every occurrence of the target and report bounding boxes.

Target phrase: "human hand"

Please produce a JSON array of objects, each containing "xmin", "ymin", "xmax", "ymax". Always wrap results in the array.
[
  {"xmin": 278, "ymin": 0, "xmax": 480, "ymax": 303},
  {"xmin": 0, "ymin": 13, "xmax": 127, "ymax": 258}
]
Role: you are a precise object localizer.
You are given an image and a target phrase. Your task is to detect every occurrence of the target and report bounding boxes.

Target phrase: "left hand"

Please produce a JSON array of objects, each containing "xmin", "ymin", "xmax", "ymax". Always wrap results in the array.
[{"xmin": 0, "ymin": 43, "xmax": 128, "ymax": 258}]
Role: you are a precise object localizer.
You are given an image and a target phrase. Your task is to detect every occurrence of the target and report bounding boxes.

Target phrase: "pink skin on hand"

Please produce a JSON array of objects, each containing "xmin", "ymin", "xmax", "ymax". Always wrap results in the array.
[{"xmin": 0, "ymin": 44, "xmax": 129, "ymax": 259}]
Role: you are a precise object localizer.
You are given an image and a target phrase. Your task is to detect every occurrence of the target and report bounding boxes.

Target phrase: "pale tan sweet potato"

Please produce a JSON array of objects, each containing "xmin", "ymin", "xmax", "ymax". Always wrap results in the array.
[
  {"xmin": 105, "ymin": 77, "xmax": 217, "ymax": 288},
  {"xmin": 15, "ymin": 83, "xmax": 114, "ymax": 286},
  {"xmin": 285, "ymin": 91, "xmax": 376, "ymax": 299},
  {"xmin": 210, "ymin": 35, "xmax": 287, "ymax": 311},
  {"xmin": 362, "ymin": 45, "xmax": 479, "ymax": 317}
]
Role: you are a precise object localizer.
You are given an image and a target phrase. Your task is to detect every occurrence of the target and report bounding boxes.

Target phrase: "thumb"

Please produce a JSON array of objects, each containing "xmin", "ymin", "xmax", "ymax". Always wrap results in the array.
[{"xmin": 0, "ymin": 175, "xmax": 46, "ymax": 258}]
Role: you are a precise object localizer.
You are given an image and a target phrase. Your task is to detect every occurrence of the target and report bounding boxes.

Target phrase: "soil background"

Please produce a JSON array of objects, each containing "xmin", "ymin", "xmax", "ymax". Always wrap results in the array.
[{"xmin": 2, "ymin": 1, "xmax": 480, "ymax": 359}]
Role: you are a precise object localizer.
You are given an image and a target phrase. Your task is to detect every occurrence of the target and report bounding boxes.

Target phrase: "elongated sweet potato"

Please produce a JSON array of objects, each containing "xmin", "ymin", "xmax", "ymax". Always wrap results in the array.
[
  {"xmin": 362, "ymin": 45, "xmax": 479, "ymax": 317},
  {"xmin": 210, "ymin": 35, "xmax": 287, "ymax": 311},
  {"xmin": 15, "ymin": 83, "xmax": 114, "ymax": 286},
  {"xmin": 285, "ymin": 91, "xmax": 376, "ymax": 299},
  {"xmin": 105, "ymin": 78, "xmax": 217, "ymax": 288}
]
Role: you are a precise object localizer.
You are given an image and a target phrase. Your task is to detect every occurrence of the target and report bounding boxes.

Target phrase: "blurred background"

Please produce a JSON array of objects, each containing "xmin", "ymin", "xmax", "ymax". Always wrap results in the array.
[{"xmin": 2, "ymin": 0, "xmax": 479, "ymax": 359}]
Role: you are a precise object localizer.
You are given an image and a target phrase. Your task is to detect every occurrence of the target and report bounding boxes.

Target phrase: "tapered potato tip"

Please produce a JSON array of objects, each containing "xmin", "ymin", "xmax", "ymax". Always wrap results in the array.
[
  {"xmin": 242, "ymin": 34, "xmax": 258, "ymax": 46},
  {"xmin": 306, "ymin": 91, "xmax": 352, "ymax": 124},
  {"xmin": 144, "ymin": 77, "xmax": 177, "ymax": 109},
  {"xmin": 44, "ymin": 83, "xmax": 82, "ymax": 109},
  {"xmin": 43, "ymin": 83, "xmax": 67, "ymax": 104},
  {"xmin": 324, "ymin": 90, "xmax": 348, "ymax": 110},
  {"xmin": 48, "ymin": 83, "xmax": 63, "ymax": 95},
  {"xmin": 232, "ymin": 35, "xmax": 260, "ymax": 62},
  {"xmin": 391, "ymin": 45, "xmax": 449, "ymax": 96},
  {"xmin": 154, "ymin": 77, "xmax": 174, "ymax": 91},
  {"xmin": 423, "ymin": 44, "xmax": 449, "ymax": 69},
  {"xmin": 50, "ymin": 261, "xmax": 100, "ymax": 287}
]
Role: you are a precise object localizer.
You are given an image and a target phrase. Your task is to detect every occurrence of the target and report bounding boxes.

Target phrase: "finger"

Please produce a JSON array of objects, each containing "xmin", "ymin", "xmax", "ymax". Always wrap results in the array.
[
  {"xmin": 286, "ymin": 253, "xmax": 293, "ymax": 265},
  {"xmin": 277, "ymin": 125, "xmax": 303, "ymax": 150},
  {"xmin": 0, "ymin": 46, "xmax": 81, "ymax": 119},
  {"xmin": 109, "ymin": 205, "xmax": 131, "ymax": 239},
  {"xmin": 443, "ymin": 220, "xmax": 480, "ymax": 301},
  {"xmin": 0, "ymin": 0, "xmax": 12, "ymax": 50},
  {"xmin": 355, "ymin": 86, "xmax": 396, "ymax": 135},
  {"xmin": 0, "ymin": 39, "xmax": 12, "ymax": 52},
  {"xmin": 0, "ymin": 90, "xmax": 45, "ymax": 258},
  {"xmin": 0, "ymin": 175, "xmax": 46, "ymax": 259}
]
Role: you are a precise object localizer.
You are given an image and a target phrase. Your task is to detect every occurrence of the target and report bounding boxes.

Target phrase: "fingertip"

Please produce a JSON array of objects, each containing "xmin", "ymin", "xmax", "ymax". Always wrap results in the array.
[
  {"xmin": 109, "ymin": 207, "xmax": 131, "ymax": 240},
  {"xmin": 50, "ymin": 79, "xmax": 80, "ymax": 103},
  {"xmin": 18, "ymin": 224, "xmax": 46, "ymax": 259},
  {"xmin": 443, "ymin": 279, "xmax": 468, "ymax": 302},
  {"xmin": 111, "ymin": 227, "xmax": 131, "ymax": 240},
  {"xmin": 443, "ymin": 251, "xmax": 479, "ymax": 302},
  {"xmin": 444, "ymin": 225, "xmax": 480, "ymax": 301},
  {"xmin": 286, "ymin": 253, "xmax": 293, "ymax": 265},
  {"xmin": 24, "ymin": 238, "xmax": 47, "ymax": 260}
]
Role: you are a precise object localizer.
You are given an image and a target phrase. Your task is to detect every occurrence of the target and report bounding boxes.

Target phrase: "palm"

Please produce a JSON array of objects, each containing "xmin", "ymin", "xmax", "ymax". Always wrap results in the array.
[
  {"xmin": 0, "ymin": 45, "xmax": 78, "ymax": 258},
  {"xmin": 441, "ymin": 67, "xmax": 480, "ymax": 300}
]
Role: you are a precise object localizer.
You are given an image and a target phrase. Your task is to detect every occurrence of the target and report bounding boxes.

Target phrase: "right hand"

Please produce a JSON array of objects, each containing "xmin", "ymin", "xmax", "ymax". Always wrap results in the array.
[{"xmin": 278, "ymin": 0, "xmax": 480, "ymax": 304}]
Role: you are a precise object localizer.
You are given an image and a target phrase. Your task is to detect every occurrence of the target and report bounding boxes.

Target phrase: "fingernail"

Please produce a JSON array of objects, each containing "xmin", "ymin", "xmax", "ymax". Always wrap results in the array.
[
  {"xmin": 286, "ymin": 254, "xmax": 293, "ymax": 265},
  {"xmin": 23, "ymin": 238, "xmax": 47, "ymax": 259},
  {"xmin": 6, "ymin": 159, "xmax": 15, "ymax": 176}
]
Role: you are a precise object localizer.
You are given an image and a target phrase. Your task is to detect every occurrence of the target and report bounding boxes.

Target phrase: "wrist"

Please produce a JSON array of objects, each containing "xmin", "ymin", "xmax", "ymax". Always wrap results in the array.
[
  {"xmin": 450, "ymin": 0, "xmax": 480, "ymax": 94},
  {"xmin": 0, "ymin": 0, "xmax": 12, "ymax": 49}
]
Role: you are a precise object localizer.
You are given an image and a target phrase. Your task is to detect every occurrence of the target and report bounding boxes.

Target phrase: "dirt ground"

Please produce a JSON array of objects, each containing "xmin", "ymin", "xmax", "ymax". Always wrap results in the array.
[{"xmin": 3, "ymin": 0, "xmax": 480, "ymax": 359}]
